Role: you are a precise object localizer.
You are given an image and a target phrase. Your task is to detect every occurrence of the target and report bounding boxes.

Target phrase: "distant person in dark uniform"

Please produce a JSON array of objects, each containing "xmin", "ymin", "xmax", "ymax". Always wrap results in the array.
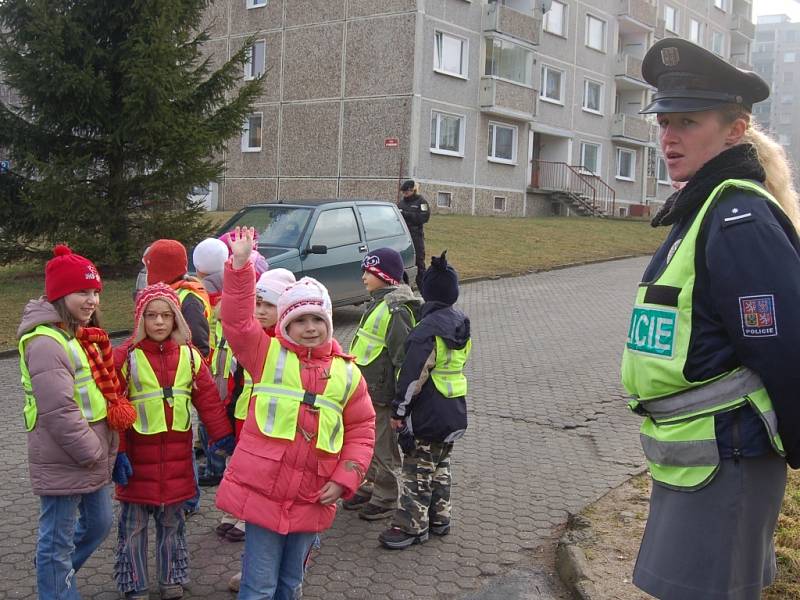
[
  {"xmin": 398, "ymin": 180, "xmax": 430, "ymax": 290},
  {"xmin": 620, "ymin": 38, "xmax": 800, "ymax": 600}
]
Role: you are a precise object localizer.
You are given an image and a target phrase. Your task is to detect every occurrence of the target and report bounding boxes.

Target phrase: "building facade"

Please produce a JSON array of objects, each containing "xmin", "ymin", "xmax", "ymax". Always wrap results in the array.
[{"xmin": 753, "ymin": 14, "xmax": 800, "ymax": 190}]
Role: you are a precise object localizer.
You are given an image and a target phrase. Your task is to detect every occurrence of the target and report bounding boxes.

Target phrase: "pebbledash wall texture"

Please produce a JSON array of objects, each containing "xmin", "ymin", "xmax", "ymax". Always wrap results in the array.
[{"xmin": 201, "ymin": 0, "xmax": 755, "ymax": 217}]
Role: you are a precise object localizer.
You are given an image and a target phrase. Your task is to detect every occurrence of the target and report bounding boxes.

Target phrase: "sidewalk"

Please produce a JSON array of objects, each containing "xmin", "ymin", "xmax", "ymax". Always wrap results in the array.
[{"xmin": 0, "ymin": 257, "xmax": 649, "ymax": 599}]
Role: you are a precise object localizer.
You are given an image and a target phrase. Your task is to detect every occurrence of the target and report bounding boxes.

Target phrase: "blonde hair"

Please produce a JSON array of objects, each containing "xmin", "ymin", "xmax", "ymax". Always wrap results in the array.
[{"xmin": 719, "ymin": 105, "xmax": 800, "ymax": 232}]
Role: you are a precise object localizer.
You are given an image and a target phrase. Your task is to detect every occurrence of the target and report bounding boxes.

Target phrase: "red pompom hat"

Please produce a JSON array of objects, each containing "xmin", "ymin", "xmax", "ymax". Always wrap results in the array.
[
  {"xmin": 45, "ymin": 245, "xmax": 103, "ymax": 302},
  {"xmin": 144, "ymin": 239, "xmax": 188, "ymax": 285}
]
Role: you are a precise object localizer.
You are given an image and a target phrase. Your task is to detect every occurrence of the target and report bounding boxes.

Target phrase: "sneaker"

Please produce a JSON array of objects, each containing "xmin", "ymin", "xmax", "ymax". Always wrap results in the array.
[
  {"xmin": 159, "ymin": 583, "xmax": 183, "ymax": 599},
  {"xmin": 198, "ymin": 473, "xmax": 222, "ymax": 487},
  {"xmin": 430, "ymin": 521, "xmax": 450, "ymax": 536},
  {"xmin": 215, "ymin": 522, "xmax": 234, "ymax": 536},
  {"xmin": 378, "ymin": 527, "xmax": 429, "ymax": 549},
  {"xmin": 358, "ymin": 503, "xmax": 394, "ymax": 521},
  {"xmin": 228, "ymin": 571, "xmax": 242, "ymax": 593},
  {"xmin": 183, "ymin": 507, "xmax": 199, "ymax": 520},
  {"xmin": 341, "ymin": 492, "xmax": 371, "ymax": 511},
  {"xmin": 225, "ymin": 526, "xmax": 246, "ymax": 542},
  {"xmin": 125, "ymin": 592, "xmax": 149, "ymax": 600}
]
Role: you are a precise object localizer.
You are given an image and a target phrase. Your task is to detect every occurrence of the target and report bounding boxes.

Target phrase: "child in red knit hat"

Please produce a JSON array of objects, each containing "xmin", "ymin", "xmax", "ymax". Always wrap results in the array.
[
  {"xmin": 17, "ymin": 245, "xmax": 136, "ymax": 600},
  {"xmin": 112, "ymin": 283, "xmax": 234, "ymax": 600}
]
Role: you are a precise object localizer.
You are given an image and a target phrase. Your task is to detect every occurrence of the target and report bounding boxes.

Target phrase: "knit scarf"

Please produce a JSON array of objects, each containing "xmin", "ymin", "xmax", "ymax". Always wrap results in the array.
[
  {"xmin": 650, "ymin": 144, "xmax": 766, "ymax": 228},
  {"xmin": 74, "ymin": 326, "xmax": 137, "ymax": 431}
]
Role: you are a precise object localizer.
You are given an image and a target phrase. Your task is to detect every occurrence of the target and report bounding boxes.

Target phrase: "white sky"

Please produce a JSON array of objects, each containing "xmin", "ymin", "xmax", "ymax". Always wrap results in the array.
[{"xmin": 754, "ymin": 0, "xmax": 800, "ymax": 21}]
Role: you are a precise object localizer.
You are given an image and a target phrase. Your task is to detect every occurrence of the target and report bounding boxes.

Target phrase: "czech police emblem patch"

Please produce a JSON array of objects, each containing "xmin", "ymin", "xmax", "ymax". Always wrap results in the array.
[{"xmin": 739, "ymin": 294, "xmax": 778, "ymax": 337}]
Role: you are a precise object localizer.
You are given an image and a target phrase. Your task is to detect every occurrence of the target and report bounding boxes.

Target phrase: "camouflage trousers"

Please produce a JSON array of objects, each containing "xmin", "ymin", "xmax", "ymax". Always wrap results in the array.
[
  {"xmin": 392, "ymin": 439, "xmax": 453, "ymax": 535},
  {"xmin": 356, "ymin": 403, "xmax": 402, "ymax": 508}
]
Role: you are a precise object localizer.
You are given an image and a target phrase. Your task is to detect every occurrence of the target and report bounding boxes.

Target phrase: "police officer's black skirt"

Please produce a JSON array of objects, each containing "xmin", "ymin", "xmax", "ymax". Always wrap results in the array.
[{"xmin": 633, "ymin": 453, "xmax": 786, "ymax": 600}]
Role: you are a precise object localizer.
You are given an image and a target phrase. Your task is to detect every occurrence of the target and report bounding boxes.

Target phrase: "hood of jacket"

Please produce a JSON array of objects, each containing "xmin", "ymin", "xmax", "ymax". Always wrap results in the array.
[
  {"xmin": 202, "ymin": 271, "xmax": 224, "ymax": 295},
  {"xmin": 416, "ymin": 301, "xmax": 470, "ymax": 349},
  {"xmin": 18, "ymin": 298, "xmax": 61, "ymax": 340},
  {"xmin": 382, "ymin": 284, "xmax": 421, "ymax": 310}
]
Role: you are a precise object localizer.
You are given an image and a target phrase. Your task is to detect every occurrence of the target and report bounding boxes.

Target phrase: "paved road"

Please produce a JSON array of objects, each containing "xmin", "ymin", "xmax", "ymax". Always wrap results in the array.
[{"xmin": 0, "ymin": 257, "xmax": 650, "ymax": 599}]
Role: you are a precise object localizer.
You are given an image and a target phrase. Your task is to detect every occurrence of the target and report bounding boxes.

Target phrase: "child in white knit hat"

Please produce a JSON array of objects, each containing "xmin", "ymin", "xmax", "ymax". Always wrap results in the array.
[{"xmin": 216, "ymin": 227, "xmax": 375, "ymax": 599}]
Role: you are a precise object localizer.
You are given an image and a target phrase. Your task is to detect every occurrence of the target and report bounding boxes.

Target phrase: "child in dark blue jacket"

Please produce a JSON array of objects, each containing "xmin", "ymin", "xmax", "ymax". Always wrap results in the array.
[{"xmin": 379, "ymin": 251, "xmax": 472, "ymax": 549}]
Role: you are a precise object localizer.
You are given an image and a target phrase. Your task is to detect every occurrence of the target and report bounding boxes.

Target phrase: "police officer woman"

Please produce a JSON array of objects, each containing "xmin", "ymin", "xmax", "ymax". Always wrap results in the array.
[
  {"xmin": 621, "ymin": 39, "xmax": 800, "ymax": 600},
  {"xmin": 398, "ymin": 180, "xmax": 430, "ymax": 290}
]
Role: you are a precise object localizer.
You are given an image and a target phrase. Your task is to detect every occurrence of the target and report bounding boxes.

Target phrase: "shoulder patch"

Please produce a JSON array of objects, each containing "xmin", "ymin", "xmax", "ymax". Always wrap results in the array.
[
  {"xmin": 721, "ymin": 206, "xmax": 755, "ymax": 228},
  {"xmin": 739, "ymin": 294, "xmax": 778, "ymax": 337}
]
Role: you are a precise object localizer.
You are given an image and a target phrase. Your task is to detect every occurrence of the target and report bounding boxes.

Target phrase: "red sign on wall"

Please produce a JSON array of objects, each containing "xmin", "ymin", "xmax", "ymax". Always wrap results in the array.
[{"xmin": 384, "ymin": 138, "xmax": 400, "ymax": 148}]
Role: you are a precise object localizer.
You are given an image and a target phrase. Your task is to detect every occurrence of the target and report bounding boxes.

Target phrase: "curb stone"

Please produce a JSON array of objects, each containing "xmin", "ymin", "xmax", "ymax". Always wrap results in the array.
[{"xmin": 555, "ymin": 513, "xmax": 598, "ymax": 600}]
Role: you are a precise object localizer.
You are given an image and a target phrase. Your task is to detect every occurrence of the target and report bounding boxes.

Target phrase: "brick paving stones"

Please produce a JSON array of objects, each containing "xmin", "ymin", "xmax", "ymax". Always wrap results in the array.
[{"xmin": 0, "ymin": 257, "xmax": 650, "ymax": 599}]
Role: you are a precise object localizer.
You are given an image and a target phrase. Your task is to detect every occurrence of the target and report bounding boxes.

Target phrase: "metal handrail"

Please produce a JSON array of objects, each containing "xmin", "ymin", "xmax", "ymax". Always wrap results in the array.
[{"xmin": 531, "ymin": 160, "xmax": 616, "ymax": 215}]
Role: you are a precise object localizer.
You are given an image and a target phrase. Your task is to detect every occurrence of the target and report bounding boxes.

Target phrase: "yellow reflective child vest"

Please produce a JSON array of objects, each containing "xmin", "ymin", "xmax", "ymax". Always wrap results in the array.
[
  {"xmin": 252, "ymin": 338, "xmax": 361, "ymax": 454},
  {"xmin": 19, "ymin": 324, "xmax": 108, "ymax": 431},
  {"xmin": 350, "ymin": 300, "xmax": 415, "ymax": 366},
  {"xmin": 122, "ymin": 346, "xmax": 202, "ymax": 435},
  {"xmin": 430, "ymin": 337, "xmax": 472, "ymax": 398}
]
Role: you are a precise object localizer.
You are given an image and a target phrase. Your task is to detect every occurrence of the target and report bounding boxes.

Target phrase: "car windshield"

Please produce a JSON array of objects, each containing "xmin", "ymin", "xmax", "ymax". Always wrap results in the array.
[{"xmin": 221, "ymin": 206, "xmax": 312, "ymax": 248}]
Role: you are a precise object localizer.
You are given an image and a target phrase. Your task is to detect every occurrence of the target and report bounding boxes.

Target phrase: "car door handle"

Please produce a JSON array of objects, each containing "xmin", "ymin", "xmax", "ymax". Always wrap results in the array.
[{"xmin": 359, "ymin": 245, "xmax": 367, "ymax": 252}]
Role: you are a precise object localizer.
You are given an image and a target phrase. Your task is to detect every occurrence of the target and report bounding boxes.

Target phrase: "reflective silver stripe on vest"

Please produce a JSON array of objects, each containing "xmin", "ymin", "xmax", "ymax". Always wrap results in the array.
[
  {"xmin": 341, "ymin": 362, "xmax": 355, "ymax": 406},
  {"xmin": 359, "ymin": 302, "xmax": 388, "ymax": 359},
  {"xmin": 68, "ymin": 344, "xmax": 95, "ymax": 420},
  {"xmin": 275, "ymin": 347, "xmax": 288, "ymax": 384},
  {"xmin": 761, "ymin": 409, "xmax": 779, "ymax": 437},
  {"xmin": 129, "ymin": 352, "xmax": 143, "ymax": 392},
  {"xmin": 136, "ymin": 401, "xmax": 150, "ymax": 432},
  {"xmin": 315, "ymin": 397, "xmax": 344, "ymax": 415},
  {"xmin": 640, "ymin": 434, "xmax": 719, "ymax": 467},
  {"xmin": 328, "ymin": 419, "xmax": 341, "ymax": 451},
  {"xmin": 261, "ymin": 347, "xmax": 290, "ymax": 435},
  {"xmin": 129, "ymin": 388, "xmax": 192, "ymax": 401},
  {"xmin": 638, "ymin": 368, "xmax": 763, "ymax": 421},
  {"xmin": 252, "ymin": 385, "xmax": 304, "ymax": 398}
]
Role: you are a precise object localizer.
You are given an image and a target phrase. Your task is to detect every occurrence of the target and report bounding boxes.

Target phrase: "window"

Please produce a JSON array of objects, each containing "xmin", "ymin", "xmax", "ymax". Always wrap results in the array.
[
  {"xmin": 434, "ymin": 31, "xmax": 468, "ymax": 78},
  {"xmin": 781, "ymin": 95, "xmax": 792, "ymax": 104},
  {"xmin": 310, "ymin": 208, "xmax": 361, "ymax": 248},
  {"xmin": 543, "ymin": 0, "xmax": 566, "ymax": 36},
  {"xmin": 493, "ymin": 196, "xmax": 507, "ymax": 211},
  {"xmin": 690, "ymin": 20, "xmax": 703, "ymax": 45},
  {"xmin": 246, "ymin": 0, "xmax": 267, "ymax": 7},
  {"xmin": 756, "ymin": 30, "xmax": 776, "ymax": 42},
  {"xmin": 583, "ymin": 79, "xmax": 602, "ymax": 113},
  {"xmin": 664, "ymin": 5, "xmax": 678, "ymax": 34},
  {"xmin": 485, "ymin": 38, "xmax": 534, "ymax": 86},
  {"xmin": 241, "ymin": 113, "xmax": 262, "ymax": 152},
  {"xmin": 779, "ymin": 134, "xmax": 791, "ymax": 146},
  {"xmin": 657, "ymin": 157, "xmax": 669, "ymax": 184},
  {"xmin": 585, "ymin": 15, "xmax": 606, "ymax": 52},
  {"xmin": 436, "ymin": 192, "xmax": 452, "ymax": 208},
  {"xmin": 580, "ymin": 142, "xmax": 601, "ymax": 175},
  {"xmin": 244, "ymin": 40, "xmax": 266, "ymax": 80},
  {"xmin": 711, "ymin": 31, "xmax": 724, "ymax": 55},
  {"xmin": 540, "ymin": 65, "xmax": 564, "ymax": 103},
  {"xmin": 713, "ymin": 0, "xmax": 726, "ymax": 11},
  {"xmin": 616, "ymin": 148, "xmax": 636, "ymax": 181},
  {"xmin": 357, "ymin": 205, "xmax": 406, "ymax": 240},
  {"xmin": 785, "ymin": 52, "xmax": 796, "ymax": 63},
  {"xmin": 487, "ymin": 122, "xmax": 517, "ymax": 163},
  {"xmin": 430, "ymin": 110, "xmax": 465, "ymax": 156}
]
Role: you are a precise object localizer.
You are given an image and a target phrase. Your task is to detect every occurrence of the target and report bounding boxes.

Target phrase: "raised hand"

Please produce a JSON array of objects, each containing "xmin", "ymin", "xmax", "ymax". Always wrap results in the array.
[{"xmin": 230, "ymin": 226, "xmax": 256, "ymax": 269}]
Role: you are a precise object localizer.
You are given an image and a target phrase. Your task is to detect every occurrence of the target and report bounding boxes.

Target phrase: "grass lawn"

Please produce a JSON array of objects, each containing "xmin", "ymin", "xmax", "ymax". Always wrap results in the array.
[
  {"xmin": 0, "ymin": 214, "xmax": 665, "ymax": 350},
  {"xmin": 767, "ymin": 469, "xmax": 800, "ymax": 599}
]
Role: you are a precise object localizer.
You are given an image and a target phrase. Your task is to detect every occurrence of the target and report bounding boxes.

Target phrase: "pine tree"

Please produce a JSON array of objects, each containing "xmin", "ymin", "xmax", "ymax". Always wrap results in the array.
[{"xmin": 0, "ymin": 0, "xmax": 262, "ymax": 265}]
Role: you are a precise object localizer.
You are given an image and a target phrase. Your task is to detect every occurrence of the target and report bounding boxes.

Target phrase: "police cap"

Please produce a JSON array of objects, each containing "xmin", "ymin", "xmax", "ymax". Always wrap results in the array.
[
  {"xmin": 400, "ymin": 179, "xmax": 415, "ymax": 191},
  {"xmin": 640, "ymin": 38, "xmax": 769, "ymax": 114}
]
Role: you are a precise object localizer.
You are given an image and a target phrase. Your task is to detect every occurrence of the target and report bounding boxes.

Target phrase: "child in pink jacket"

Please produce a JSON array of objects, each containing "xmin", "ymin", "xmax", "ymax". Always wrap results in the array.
[{"xmin": 215, "ymin": 227, "xmax": 375, "ymax": 600}]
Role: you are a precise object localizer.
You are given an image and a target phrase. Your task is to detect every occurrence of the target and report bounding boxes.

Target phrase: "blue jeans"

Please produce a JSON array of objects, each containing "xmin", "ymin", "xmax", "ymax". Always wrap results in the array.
[
  {"xmin": 199, "ymin": 422, "xmax": 226, "ymax": 477},
  {"xmin": 36, "ymin": 486, "xmax": 113, "ymax": 600},
  {"xmin": 239, "ymin": 524, "xmax": 318, "ymax": 600},
  {"xmin": 183, "ymin": 451, "xmax": 200, "ymax": 513}
]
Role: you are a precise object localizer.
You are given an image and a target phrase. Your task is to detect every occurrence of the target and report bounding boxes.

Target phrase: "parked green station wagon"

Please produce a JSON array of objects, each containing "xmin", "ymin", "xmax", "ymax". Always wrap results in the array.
[{"xmin": 214, "ymin": 199, "xmax": 418, "ymax": 306}]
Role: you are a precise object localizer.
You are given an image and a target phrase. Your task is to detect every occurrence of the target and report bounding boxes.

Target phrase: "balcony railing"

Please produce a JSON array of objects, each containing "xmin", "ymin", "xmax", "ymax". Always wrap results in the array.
[
  {"xmin": 484, "ymin": 2, "xmax": 541, "ymax": 46},
  {"xmin": 730, "ymin": 14, "xmax": 755, "ymax": 39},
  {"xmin": 731, "ymin": 55, "xmax": 753, "ymax": 70},
  {"xmin": 480, "ymin": 76, "xmax": 537, "ymax": 120},
  {"xmin": 617, "ymin": 0, "xmax": 656, "ymax": 28},
  {"xmin": 611, "ymin": 113, "xmax": 655, "ymax": 145},
  {"xmin": 654, "ymin": 17, "xmax": 666, "ymax": 39},
  {"xmin": 614, "ymin": 54, "xmax": 648, "ymax": 88}
]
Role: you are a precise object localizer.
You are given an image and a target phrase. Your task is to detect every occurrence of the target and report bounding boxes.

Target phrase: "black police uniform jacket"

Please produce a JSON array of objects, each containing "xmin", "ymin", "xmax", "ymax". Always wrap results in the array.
[
  {"xmin": 392, "ymin": 300, "xmax": 470, "ymax": 443},
  {"xmin": 398, "ymin": 194, "xmax": 431, "ymax": 232},
  {"xmin": 645, "ymin": 144, "xmax": 800, "ymax": 468}
]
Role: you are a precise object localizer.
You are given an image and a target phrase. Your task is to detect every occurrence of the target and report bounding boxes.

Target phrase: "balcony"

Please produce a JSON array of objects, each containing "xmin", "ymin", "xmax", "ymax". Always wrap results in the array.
[
  {"xmin": 617, "ymin": 0, "xmax": 656, "ymax": 32},
  {"xmin": 730, "ymin": 14, "xmax": 755, "ymax": 39},
  {"xmin": 614, "ymin": 54, "xmax": 650, "ymax": 90},
  {"xmin": 484, "ymin": 2, "xmax": 541, "ymax": 46},
  {"xmin": 731, "ymin": 55, "xmax": 753, "ymax": 70},
  {"xmin": 611, "ymin": 113, "xmax": 655, "ymax": 145},
  {"xmin": 480, "ymin": 76, "xmax": 537, "ymax": 120}
]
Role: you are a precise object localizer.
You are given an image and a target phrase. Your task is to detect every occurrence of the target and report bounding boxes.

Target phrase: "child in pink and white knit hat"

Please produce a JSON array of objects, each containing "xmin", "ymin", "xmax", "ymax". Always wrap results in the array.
[{"xmin": 276, "ymin": 277, "xmax": 333, "ymax": 345}]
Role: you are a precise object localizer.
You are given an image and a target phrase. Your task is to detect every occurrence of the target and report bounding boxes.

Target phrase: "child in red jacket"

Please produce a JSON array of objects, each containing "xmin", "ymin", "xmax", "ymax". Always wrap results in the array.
[
  {"xmin": 215, "ymin": 227, "xmax": 375, "ymax": 600},
  {"xmin": 111, "ymin": 283, "xmax": 234, "ymax": 600}
]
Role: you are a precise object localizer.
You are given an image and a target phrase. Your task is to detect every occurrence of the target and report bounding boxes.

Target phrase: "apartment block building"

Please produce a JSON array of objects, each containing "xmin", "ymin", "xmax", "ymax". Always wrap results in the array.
[{"xmin": 752, "ymin": 14, "xmax": 800, "ymax": 188}]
